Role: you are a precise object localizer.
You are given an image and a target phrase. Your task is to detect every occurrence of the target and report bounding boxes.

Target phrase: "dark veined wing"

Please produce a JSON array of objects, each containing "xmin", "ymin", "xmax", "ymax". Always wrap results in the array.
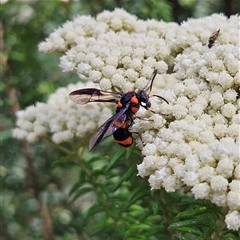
[
  {"xmin": 69, "ymin": 88, "xmax": 121, "ymax": 105},
  {"xmin": 89, "ymin": 108, "xmax": 129, "ymax": 151}
]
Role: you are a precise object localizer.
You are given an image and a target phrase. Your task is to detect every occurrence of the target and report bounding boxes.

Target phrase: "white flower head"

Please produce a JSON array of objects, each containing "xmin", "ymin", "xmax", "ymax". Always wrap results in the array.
[
  {"xmin": 130, "ymin": 12, "xmax": 238, "ymax": 230},
  {"xmin": 191, "ymin": 183, "xmax": 211, "ymax": 199},
  {"xmin": 34, "ymin": 9, "xmax": 240, "ymax": 230},
  {"xmin": 13, "ymin": 82, "xmax": 112, "ymax": 147},
  {"xmin": 39, "ymin": 8, "xmax": 173, "ymax": 92},
  {"xmin": 225, "ymin": 211, "xmax": 240, "ymax": 231}
]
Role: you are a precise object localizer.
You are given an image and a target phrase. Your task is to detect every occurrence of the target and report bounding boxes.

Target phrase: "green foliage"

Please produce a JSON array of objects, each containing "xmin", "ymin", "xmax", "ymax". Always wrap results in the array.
[
  {"xmin": 66, "ymin": 144, "xmax": 239, "ymax": 239},
  {"xmin": 2, "ymin": 0, "xmax": 240, "ymax": 239}
]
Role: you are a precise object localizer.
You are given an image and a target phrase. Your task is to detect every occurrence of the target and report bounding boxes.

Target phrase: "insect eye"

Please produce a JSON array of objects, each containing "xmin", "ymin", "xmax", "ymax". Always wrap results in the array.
[{"xmin": 139, "ymin": 90, "xmax": 148, "ymax": 103}]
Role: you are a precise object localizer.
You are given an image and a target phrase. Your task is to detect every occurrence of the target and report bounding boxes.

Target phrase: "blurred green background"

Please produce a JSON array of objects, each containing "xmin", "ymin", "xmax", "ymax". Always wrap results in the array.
[{"xmin": 1, "ymin": 1, "xmax": 240, "ymax": 239}]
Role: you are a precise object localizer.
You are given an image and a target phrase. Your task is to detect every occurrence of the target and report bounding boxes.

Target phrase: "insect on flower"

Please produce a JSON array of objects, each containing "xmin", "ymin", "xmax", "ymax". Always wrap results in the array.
[
  {"xmin": 69, "ymin": 69, "xmax": 169, "ymax": 151},
  {"xmin": 208, "ymin": 29, "xmax": 220, "ymax": 48}
]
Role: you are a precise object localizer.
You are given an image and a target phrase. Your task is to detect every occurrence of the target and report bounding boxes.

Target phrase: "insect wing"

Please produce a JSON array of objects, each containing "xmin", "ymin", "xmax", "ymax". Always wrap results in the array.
[
  {"xmin": 89, "ymin": 109, "xmax": 128, "ymax": 151},
  {"xmin": 69, "ymin": 88, "xmax": 121, "ymax": 105}
]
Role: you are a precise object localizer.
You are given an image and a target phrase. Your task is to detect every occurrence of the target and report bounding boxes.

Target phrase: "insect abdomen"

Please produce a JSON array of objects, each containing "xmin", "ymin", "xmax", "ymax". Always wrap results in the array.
[{"xmin": 113, "ymin": 127, "xmax": 133, "ymax": 148}]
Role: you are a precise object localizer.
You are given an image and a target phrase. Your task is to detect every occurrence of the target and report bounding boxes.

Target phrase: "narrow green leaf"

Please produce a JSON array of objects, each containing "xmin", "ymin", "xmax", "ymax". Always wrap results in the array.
[
  {"xmin": 108, "ymin": 232, "xmax": 123, "ymax": 240},
  {"xmin": 128, "ymin": 209, "xmax": 145, "ymax": 218},
  {"xmin": 126, "ymin": 186, "xmax": 150, "ymax": 206},
  {"xmin": 129, "ymin": 204, "xmax": 145, "ymax": 212},
  {"xmin": 88, "ymin": 155, "xmax": 109, "ymax": 163},
  {"xmin": 127, "ymin": 223, "xmax": 151, "ymax": 231},
  {"xmin": 84, "ymin": 204, "xmax": 104, "ymax": 219},
  {"xmin": 149, "ymin": 201, "xmax": 159, "ymax": 215},
  {"xmin": 222, "ymin": 234, "xmax": 240, "ymax": 240},
  {"xmin": 125, "ymin": 144, "xmax": 135, "ymax": 160},
  {"xmin": 169, "ymin": 219, "xmax": 199, "ymax": 229},
  {"xmin": 97, "ymin": 184, "xmax": 110, "ymax": 199},
  {"xmin": 69, "ymin": 182, "xmax": 81, "ymax": 197},
  {"xmin": 105, "ymin": 148, "xmax": 126, "ymax": 172},
  {"xmin": 197, "ymin": 212, "xmax": 218, "ymax": 225},
  {"xmin": 169, "ymin": 225, "xmax": 202, "ymax": 236},
  {"xmin": 177, "ymin": 207, "xmax": 208, "ymax": 218},
  {"xmin": 144, "ymin": 215, "xmax": 162, "ymax": 223},
  {"xmin": 122, "ymin": 215, "xmax": 140, "ymax": 224},
  {"xmin": 78, "ymin": 171, "xmax": 87, "ymax": 184},
  {"xmin": 71, "ymin": 187, "xmax": 94, "ymax": 202},
  {"xmin": 68, "ymin": 174, "xmax": 87, "ymax": 196},
  {"xmin": 111, "ymin": 165, "xmax": 136, "ymax": 191},
  {"xmin": 89, "ymin": 222, "xmax": 111, "ymax": 237},
  {"xmin": 52, "ymin": 157, "xmax": 79, "ymax": 167},
  {"xmin": 196, "ymin": 224, "xmax": 216, "ymax": 240},
  {"xmin": 144, "ymin": 226, "xmax": 166, "ymax": 236},
  {"xmin": 179, "ymin": 197, "xmax": 214, "ymax": 206}
]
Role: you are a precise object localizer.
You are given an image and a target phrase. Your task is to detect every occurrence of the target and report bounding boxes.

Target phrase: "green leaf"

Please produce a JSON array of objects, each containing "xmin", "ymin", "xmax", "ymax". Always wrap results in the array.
[
  {"xmin": 99, "ymin": 183, "xmax": 111, "ymax": 196},
  {"xmin": 88, "ymin": 155, "xmax": 109, "ymax": 164},
  {"xmin": 52, "ymin": 157, "xmax": 79, "ymax": 167},
  {"xmin": 84, "ymin": 204, "xmax": 104, "ymax": 219},
  {"xmin": 111, "ymin": 165, "xmax": 136, "ymax": 191},
  {"xmin": 169, "ymin": 224, "xmax": 202, "ymax": 236},
  {"xmin": 177, "ymin": 207, "xmax": 208, "ymax": 218},
  {"xmin": 145, "ymin": 227, "xmax": 167, "ymax": 236},
  {"xmin": 126, "ymin": 186, "xmax": 150, "ymax": 206},
  {"xmin": 222, "ymin": 234, "xmax": 240, "ymax": 240},
  {"xmin": 89, "ymin": 213, "xmax": 120, "ymax": 237},
  {"xmin": 169, "ymin": 219, "xmax": 199, "ymax": 229},
  {"xmin": 129, "ymin": 204, "xmax": 145, "ymax": 212},
  {"xmin": 179, "ymin": 197, "xmax": 216, "ymax": 207},
  {"xmin": 144, "ymin": 215, "xmax": 162, "ymax": 223},
  {"xmin": 71, "ymin": 187, "xmax": 94, "ymax": 202},
  {"xmin": 196, "ymin": 224, "xmax": 216, "ymax": 240},
  {"xmin": 69, "ymin": 182, "xmax": 82, "ymax": 197},
  {"xmin": 68, "ymin": 173, "xmax": 87, "ymax": 196},
  {"xmin": 128, "ymin": 204, "xmax": 145, "ymax": 217},
  {"xmin": 78, "ymin": 171, "xmax": 87, "ymax": 184},
  {"xmin": 122, "ymin": 215, "xmax": 140, "ymax": 224},
  {"xmin": 127, "ymin": 223, "xmax": 151, "ymax": 231},
  {"xmin": 105, "ymin": 148, "xmax": 126, "ymax": 172},
  {"xmin": 125, "ymin": 145, "xmax": 136, "ymax": 160},
  {"xmin": 149, "ymin": 201, "xmax": 160, "ymax": 215}
]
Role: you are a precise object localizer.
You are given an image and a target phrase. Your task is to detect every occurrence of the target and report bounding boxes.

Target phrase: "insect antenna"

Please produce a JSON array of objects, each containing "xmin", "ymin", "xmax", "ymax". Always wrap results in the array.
[
  {"xmin": 152, "ymin": 94, "xmax": 169, "ymax": 104},
  {"xmin": 146, "ymin": 69, "xmax": 169, "ymax": 106},
  {"xmin": 148, "ymin": 69, "xmax": 158, "ymax": 94}
]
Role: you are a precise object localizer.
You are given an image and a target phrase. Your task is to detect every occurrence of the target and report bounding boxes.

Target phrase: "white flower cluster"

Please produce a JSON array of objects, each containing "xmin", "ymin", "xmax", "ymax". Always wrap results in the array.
[
  {"xmin": 134, "ymin": 15, "xmax": 240, "ymax": 231},
  {"xmin": 13, "ymin": 81, "xmax": 112, "ymax": 146},
  {"xmin": 17, "ymin": 9, "xmax": 239, "ymax": 230},
  {"xmin": 39, "ymin": 8, "xmax": 179, "ymax": 92}
]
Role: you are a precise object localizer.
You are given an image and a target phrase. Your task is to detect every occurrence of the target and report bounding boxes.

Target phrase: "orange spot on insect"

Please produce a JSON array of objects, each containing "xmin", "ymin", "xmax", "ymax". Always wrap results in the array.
[
  {"xmin": 131, "ymin": 106, "xmax": 139, "ymax": 113},
  {"xmin": 117, "ymin": 101, "xmax": 122, "ymax": 108},
  {"xmin": 115, "ymin": 137, "xmax": 133, "ymax": 146},
  {"xmin": 130, "ymin": 96, "xmax": 139, "ymax": 104}
]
